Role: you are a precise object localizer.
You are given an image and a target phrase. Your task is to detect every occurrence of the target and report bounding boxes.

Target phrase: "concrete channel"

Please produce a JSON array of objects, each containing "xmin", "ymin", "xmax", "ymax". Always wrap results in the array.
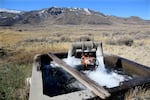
[{"xmin": 29, "ymin": 52, "xmax": 150, "ymax": 100}]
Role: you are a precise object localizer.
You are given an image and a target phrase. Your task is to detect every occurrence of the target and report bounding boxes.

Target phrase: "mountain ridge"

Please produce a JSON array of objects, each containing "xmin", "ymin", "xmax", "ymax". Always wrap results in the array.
[{"xmin": 0, "ymin": 7, "xmax": 149, "ymax": 26}]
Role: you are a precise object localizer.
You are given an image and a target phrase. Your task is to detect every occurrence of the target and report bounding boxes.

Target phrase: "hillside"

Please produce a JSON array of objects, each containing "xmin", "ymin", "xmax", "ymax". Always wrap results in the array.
[{"xmin": 0, "ymin": 7, "xmax": 149, "ymax": 26}]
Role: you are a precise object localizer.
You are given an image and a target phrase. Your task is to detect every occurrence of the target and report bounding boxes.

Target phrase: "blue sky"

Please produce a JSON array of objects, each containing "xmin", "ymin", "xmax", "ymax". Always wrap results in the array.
[{"xmin": 0, "ymin": 0, "xmax": 149, "ymax": 20}]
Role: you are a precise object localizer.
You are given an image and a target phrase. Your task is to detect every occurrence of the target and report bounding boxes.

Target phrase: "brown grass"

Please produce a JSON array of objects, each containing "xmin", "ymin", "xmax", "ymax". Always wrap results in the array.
[
  {"xmin": 125, "ymin": 86, "xmax": 150, "ymax": 100},
  {"xmin": 8, "ymin": 42, "xmax": 70, "ymax": 64},
  {"xmin": 0, "ymin": 24, "xmax": 150, "ymax": 99},
  {"xmin": 0, "ymin": 24, "xmax": 150, "ymax": 66}
]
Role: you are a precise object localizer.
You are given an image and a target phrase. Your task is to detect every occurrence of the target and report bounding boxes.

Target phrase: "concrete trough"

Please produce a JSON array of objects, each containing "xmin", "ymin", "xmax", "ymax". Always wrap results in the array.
[{"xmin": 29, "ymin": 52, "xmax": 150, "ymax": 100}]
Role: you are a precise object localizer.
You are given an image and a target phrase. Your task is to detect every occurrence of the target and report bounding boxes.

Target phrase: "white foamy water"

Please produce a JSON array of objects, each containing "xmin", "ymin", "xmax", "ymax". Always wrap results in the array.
[
  {"xmin": 63, "ymin": 55, "xmax": 132, "ymax": 88},
  {"xmin": 96, "ymin": 56, "xmax": 106, "ymax": 71},
  {"xmin": 63, "ymin": 57, "xmax": 81, "ymax": 67},
  {"xmin": 87, "ymin": 56, "xmax": 127, "ymax": 88}
]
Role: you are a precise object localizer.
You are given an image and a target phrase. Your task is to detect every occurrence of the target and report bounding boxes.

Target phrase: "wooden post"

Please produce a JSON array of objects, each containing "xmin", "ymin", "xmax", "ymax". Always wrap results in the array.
[{"xmin": 48, "ymin": 53, "xmax": 110, "ymax": 99}]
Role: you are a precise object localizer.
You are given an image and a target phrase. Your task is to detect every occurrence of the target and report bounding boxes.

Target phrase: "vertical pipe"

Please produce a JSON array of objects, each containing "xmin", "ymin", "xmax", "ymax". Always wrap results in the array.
[
  {"xmin": 82, "ymin": 42, "xmax": 84, "ymax": 55},
  {"xmin": 68, "ymin": 46, "xmax": 74, "ymax": 57},
  {"xmin": 96, "ymin": 43, "xmax": 104, "ymax": 57}
]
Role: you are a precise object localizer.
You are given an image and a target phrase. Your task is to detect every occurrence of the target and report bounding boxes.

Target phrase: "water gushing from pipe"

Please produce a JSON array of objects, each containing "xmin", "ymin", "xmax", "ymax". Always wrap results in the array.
[
  {"xmin": 63, "ymin": 48, "xmax": 132, "ymax": 88},
  {"xmin": 87, "ymin": 57, "xmax": 126, "ymax": 88}
]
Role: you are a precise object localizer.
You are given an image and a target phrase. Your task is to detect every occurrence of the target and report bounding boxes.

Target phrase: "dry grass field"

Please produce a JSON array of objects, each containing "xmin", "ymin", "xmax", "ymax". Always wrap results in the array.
[
  {"xmin": 0, "ymin": 24, "xmax": 150, "ymax": 99},
  {"xmin": 1, "ymin": 24, "xmax": 150, "ymax": 66}
]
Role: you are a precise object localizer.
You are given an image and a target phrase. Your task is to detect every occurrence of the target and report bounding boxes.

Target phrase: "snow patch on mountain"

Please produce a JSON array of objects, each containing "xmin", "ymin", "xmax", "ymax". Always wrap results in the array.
[
  {"xmin": 0, "ymin": 8, "xmax": 21, "ymax": 13},
  {"xmin": 83, "ymin": 8, "xmax": 91, "ymax": 15}
]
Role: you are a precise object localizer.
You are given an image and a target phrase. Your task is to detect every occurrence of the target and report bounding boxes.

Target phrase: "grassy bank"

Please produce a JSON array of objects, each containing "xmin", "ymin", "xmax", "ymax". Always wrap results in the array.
[{"xmin": 0, "ymin": 63, "xmax": 31, "ymax": 100}]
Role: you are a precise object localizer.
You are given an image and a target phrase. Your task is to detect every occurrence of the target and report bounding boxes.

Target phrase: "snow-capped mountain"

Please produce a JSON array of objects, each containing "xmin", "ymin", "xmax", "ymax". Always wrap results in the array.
[{"xmin": 0, "ymin": 7, "xmax": 149, "ymax": 26}]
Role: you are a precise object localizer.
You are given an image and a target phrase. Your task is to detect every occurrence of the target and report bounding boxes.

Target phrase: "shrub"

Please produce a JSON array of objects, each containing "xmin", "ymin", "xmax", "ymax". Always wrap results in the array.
[
  {"xmin": 105, "ymin": 38, "xmax": 134, "ymax": 46},
  {"xmin": 60, "ymin": 35, "xmax": 71, "ymax": 42},
  {"xmin": 0, "ymin": 63, "xmax": 31, "ymax": 100}
]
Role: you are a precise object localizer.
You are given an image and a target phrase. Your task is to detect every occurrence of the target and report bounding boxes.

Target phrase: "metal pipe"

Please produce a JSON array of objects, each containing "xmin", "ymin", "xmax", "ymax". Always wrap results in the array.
[
  {"xmin": 68, "ymin": 41, "xmax": 103, "ymax": 57},
  {"xmin": 71, "ymin": 41, "xmax": 100, "ymax": 49},
  {"xmin": 96, "ymin": 43, "xmax": 104, "ymax": 57}
]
